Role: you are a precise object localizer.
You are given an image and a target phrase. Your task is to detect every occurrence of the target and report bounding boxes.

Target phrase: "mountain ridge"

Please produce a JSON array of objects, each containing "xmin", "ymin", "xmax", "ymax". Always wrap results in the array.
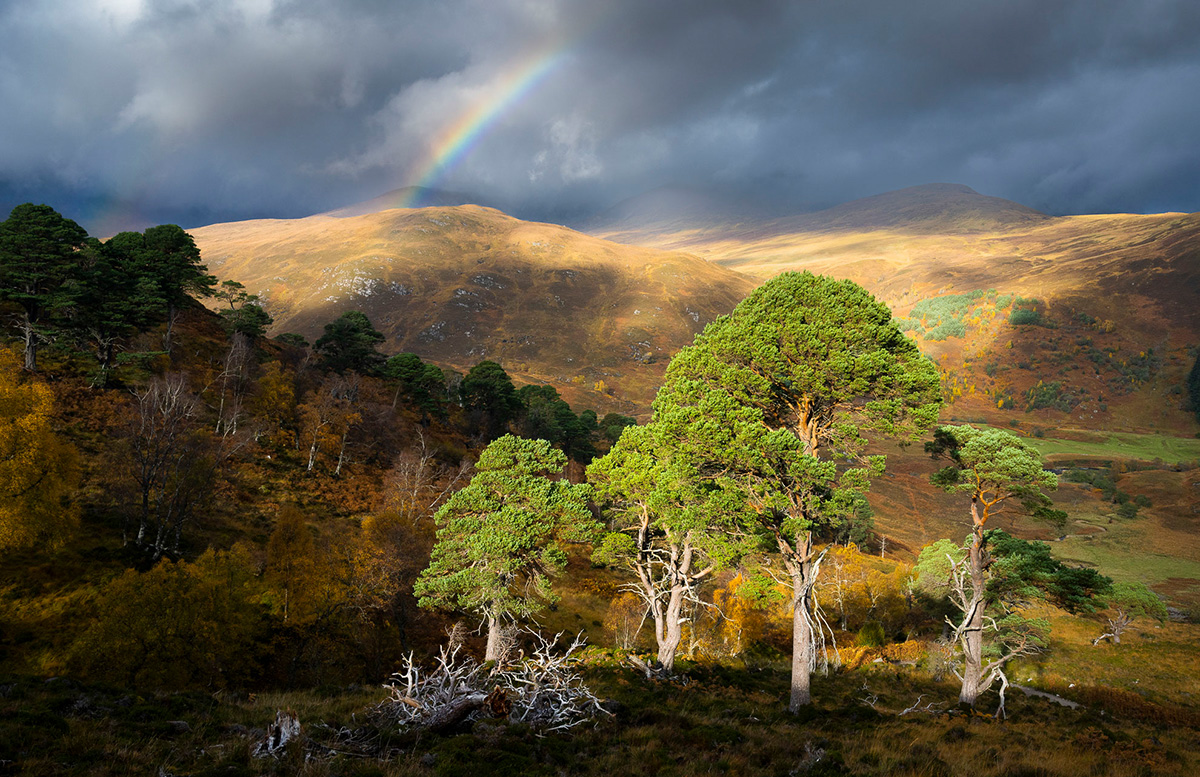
[
  {"xmin": 589, "ymin": 182, "xmax": 1054, "ymax": 244},
  {"xmin": 191, "ymin": 204, "xmax": 756, "ymax": 411}
]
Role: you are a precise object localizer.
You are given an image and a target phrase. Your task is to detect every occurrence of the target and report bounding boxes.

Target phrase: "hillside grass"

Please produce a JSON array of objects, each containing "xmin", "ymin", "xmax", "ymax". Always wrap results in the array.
[
  {"xmin": 1027, "ymin": 430, "xmax": 1200, "ymax": 464},
  {"xmin": 1015, "ymin": 609, "xmax": 1200, "ymax": 708},
  {"xmin": 1053, "ymin": 516, "xmax": 1200, "ymax": 608}
]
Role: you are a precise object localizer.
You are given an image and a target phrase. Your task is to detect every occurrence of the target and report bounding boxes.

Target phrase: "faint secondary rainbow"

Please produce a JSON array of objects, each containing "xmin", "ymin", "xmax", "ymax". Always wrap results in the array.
[{"xmin": 399, "ymin": 45, "xmax": 568, "ymax": 207}]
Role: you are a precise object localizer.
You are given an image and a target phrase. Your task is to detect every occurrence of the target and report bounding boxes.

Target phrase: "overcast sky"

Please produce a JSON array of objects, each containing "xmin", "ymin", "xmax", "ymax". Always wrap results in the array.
[{"xmin": 2, "ymin": 0, "xmax": 1199, "ymax": 233}]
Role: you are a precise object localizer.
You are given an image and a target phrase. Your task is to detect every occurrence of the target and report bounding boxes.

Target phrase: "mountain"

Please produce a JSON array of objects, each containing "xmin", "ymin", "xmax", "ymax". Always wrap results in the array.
[
  {"xmin": 588, "ymin": 183, "xmax": 1200, "ymax": 436},
  {"xmin": 191, "ymin": 204, "xmax": 755, "ymax": 411},
  {"xmin": 779, "ymin": 182, "xmax": 1051, "ymax": 232},
  {"xmin": 589, "ymin": 183, "xmax": 1050, "ymax": 245},
  {"xmin": 580, "ymin": 185, "xmax": 769, "ymax": 239},
  {"xmin": 321, "ymin": 186, "xmax": 484, "ymax": 218}
]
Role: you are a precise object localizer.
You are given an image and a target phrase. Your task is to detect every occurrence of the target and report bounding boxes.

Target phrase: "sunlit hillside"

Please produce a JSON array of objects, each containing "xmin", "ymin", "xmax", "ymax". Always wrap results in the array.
[
  {"xmin": 192, "ymin": 203, "xmax": 756, "ymax": 413},
  {"xmin": 592, "ymin": 184, "xmax": 1200, "ymax": 435}
]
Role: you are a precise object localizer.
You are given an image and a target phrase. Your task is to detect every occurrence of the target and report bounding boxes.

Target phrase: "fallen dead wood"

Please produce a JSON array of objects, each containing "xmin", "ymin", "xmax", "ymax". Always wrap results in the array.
[
  {"xmin": 374, "ymin": 630, "xmax": 608, "ymax": 734},
  {"xmin": 253, "ymin": 710, "xmax": 301, "ymax": 758},
  {"xmin": 1012, "ymin": 684, "xmax": 1083, "ymax": 709},
  {"xmin": 626, "ymin": 654, "xmax": 671, "ymax": 680}
]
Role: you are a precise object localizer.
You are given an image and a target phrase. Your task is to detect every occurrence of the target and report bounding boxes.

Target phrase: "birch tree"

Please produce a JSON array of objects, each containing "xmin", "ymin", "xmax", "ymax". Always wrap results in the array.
[{"xmin": 0, "ymin": 347, "xmax": 79, "ymax": 550}]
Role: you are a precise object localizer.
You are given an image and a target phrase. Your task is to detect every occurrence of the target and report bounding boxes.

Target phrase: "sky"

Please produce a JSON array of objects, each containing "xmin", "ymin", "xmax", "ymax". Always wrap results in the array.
[{"xmin": 2, "ymin": 0, "xmax": 1199, "ymax": 234}]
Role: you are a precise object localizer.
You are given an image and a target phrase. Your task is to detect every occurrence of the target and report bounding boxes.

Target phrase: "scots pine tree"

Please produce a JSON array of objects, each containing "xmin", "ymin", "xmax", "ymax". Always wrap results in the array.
[{"xmin": 415, "ymin": 435, "xmax": 595, "ymax": 661}]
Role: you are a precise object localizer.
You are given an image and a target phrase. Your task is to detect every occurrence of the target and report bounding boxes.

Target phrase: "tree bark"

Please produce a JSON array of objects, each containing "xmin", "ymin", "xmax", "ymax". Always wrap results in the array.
[
  {"xmin": 790, "ymin": 581, "xmax": 814, "ymax": 711},
  {"xmin": 658, "ymin": 584, "xmax": 686, "ymax": 671},
  {"xmin": 21, "ymin": 314, "xmax": 37, "ymax": 372},
  {"xmin": 163, "ymin": 303, "xmax": 177, "ymax": 353},
  {"xmin": 780, "ymin": 529, "xmax": 819, "ymax": 712},
  {"xmin": 334, "ymin": 429, "xmax": 349, "ymax": 476},
  {"xmin": 485, "ymin": 616, "xmax": 502, "ymax": 663},
  {"xmin": 959, "ymin": 534, "xmax": 987, "ymax": 706}
]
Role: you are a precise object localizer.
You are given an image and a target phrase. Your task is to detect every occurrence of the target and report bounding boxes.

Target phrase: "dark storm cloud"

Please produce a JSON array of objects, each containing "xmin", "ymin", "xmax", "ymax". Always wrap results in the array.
[{"xmin": 1, "ymin": 0, "xmax": 1198, "ymax": 233}]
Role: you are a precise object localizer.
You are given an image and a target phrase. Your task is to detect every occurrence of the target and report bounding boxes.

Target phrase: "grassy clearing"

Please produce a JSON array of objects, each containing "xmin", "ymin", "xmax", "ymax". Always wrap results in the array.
[
  {"xmin": 1052, "ymin": 516, "xmax": 1200, "ymax": 595},
  {"xmin": 1025, "ymin": 430, "xmax": 1200, "ymax": 464},
  {"xmin": 1016, "ymin": 609, "xmax": 1200, "ymax": 708}
]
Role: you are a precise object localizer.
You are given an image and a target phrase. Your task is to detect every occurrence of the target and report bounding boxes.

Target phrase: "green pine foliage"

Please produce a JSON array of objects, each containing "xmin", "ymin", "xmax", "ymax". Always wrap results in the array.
[
  {"xmin": 515, "ymin": 383, "xmax": 598, "ymax": 463},
  {"xmin": 0, "ymin": 204, "xmax": 90, "ymax": 370},
  {"xmin": 986, "ymin": 530, "xmax": 1111, "ymax": 614},
  {"xmin": 383, "ymin": 352, "xmax": 447, "ymax": 416},
  {"xmin": 632, "ymin": 271, "xmax": 941, "ymax": 703},
  {"xmin": 460, "ymin": 360, "xmax": 522, "ymax": 439},
  {"xmin": 314, "ymin": 310, "xmax": 386, "ymax": 374},
  {"xmin": 414, "ymin": 435, "xmax": 596, "ymax": 640}
]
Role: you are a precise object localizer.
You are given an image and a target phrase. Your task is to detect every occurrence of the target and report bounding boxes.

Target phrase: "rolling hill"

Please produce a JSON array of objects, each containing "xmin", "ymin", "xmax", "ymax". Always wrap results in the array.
[
  {"xmin": 590, "ymin": 183, "xmax": 1200, "ymax": 436},
  {"xmin": 191, "ymin": 201, "xmax": 756, "ymax": 412}
]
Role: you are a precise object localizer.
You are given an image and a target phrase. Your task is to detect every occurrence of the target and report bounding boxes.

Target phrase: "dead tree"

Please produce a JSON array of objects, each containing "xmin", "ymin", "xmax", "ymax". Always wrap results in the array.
[{"xmin": 375, "ymin": 631, "xmax": 607, "ymax": 734}]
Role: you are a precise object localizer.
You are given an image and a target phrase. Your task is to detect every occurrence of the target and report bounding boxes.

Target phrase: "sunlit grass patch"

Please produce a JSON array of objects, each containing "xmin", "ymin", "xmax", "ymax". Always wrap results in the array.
[{"xmin": 1027, "ymin": 430, "xmax": 1200, "ymax": 464}]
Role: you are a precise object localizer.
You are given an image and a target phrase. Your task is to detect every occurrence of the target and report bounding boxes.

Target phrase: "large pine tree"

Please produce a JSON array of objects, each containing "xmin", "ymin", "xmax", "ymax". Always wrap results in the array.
[{"xmin": 0, "ymin": 204, "xmax": 89, "ymax": 370}]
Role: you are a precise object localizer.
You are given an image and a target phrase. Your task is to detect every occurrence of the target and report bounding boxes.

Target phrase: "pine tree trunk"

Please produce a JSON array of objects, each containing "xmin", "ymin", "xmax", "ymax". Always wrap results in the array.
[
  {"xmin": 657, "ymin": 584, "xmax": 686, "ymax": 671},
  {"xmin": 959, "ymin": 611, "xmax": 984, "ymax": 705},
  {"xmin": 790, "ymin": 579, "xmax": 814, "ymax": 711},
  {"xmin": 22, "ymin": 315, "xmax": 37, "ymax": 371},
  {"xmin": 959, "ymin": 540, "xmax": 987, "ymax": 707},
  {"xmin": 94, "ymin": 340, "xmax": 113, "ymax": 387},
  {"xmin": 163, "ymin": 304, "xmax": 177, "ymax": 352},
  {"xmin": 485, "ymin": 616, "xmax": 502, "ymax": 662},
  {"xmin": 783, "ymin": 529, "xmax": 818, "ymax": 713}
]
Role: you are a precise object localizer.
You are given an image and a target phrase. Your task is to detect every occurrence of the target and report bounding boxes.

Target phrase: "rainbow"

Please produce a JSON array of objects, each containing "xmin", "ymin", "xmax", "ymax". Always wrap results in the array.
[{"xmin": 399, "ymin": 44, "xmax": 568, "ymax": 206}]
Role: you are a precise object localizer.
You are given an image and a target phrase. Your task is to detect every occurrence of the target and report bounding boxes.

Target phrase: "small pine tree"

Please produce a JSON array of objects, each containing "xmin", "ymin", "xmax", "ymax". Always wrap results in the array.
[{"xmin": 414, "ymin": 435, "xmax": 596, "ymax": 661}]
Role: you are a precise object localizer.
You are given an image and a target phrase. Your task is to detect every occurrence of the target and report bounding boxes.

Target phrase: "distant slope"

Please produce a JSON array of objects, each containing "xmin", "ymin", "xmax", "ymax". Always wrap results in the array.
[
  {"xmin": 192, "ymin": 205, "xmax": 756, "ymax": 411},
  {"xmin": 588, "ymin": 183, "xmax": 1200, "ymax": 435},
  {"xmin": 591, "ymin": 183, "xmax": 1050, "ymax": 245},
  {"xmin": 581, "ymin": 185, "xmax": 765, "ymax": 239},
  {"xmin": 780, "ymin": 183, "xmax": 1051, "ymax": 233}
]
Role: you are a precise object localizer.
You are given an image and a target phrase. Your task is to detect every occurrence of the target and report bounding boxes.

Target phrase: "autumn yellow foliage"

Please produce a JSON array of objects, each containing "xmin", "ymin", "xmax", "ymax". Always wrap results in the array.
[{"xmin": 0, "ymin": 347, "xmax": 78, "ymax": 550}]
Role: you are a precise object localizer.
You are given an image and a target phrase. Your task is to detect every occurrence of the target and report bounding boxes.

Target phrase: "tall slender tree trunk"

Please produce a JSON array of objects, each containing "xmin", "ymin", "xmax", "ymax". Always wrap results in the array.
[
  {"xmin": 334, "ymin": 430, "xmax": 349, "ymax": 476},
  {"xmin": 163, "ymin": 304, "xmax": 178, "ymax": 353},
  {"xmin": 959, "ymin": 540, "xmax": 987, "ymax": 706},
  {"xmin": 307, "ymin": 436, "xmax": 319, "ymax": 471},
  {"xmin": 791, "ymin": 580, "xmax": 814, "ymax": 711},
  {"xmin": 21, "ymin": 315, "xmax": 37, "ymax": 371},
  {"xmin": 94, "ymin": 339, "xmax": 114, "ymax": 387},
  {"xmin": 135, "ymin": 493, "xmax": 150, "ymax": 546},
  {"xmin": 778, "ymin": 528, "xmax": 821, "ymax": 712}
]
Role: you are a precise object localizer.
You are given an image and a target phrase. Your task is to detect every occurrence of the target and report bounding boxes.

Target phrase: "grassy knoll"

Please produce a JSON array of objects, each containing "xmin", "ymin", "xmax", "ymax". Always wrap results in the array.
[{"xmin": 1015, "ymin": 608, "xmax": 1200, "ymax": 707}]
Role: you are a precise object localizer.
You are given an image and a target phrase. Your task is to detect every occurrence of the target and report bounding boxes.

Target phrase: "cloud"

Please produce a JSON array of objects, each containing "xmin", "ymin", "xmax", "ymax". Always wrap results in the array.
[{"xmin": 1, "ymin": 0, "xmax": 1198, "ymax": 232}]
